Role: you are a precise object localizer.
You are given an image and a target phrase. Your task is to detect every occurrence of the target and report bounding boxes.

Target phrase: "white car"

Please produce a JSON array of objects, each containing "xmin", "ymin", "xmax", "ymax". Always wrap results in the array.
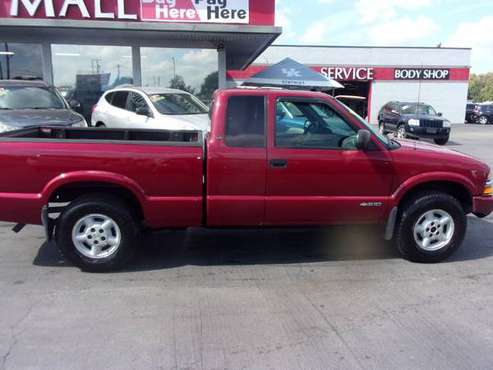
[{"xmin": 91, "ymin": 86, "xmax": 210, "ymax": 132}]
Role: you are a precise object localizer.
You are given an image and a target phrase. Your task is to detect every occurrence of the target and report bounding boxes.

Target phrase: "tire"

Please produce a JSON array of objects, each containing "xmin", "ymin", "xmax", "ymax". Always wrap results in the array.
[
  {"xmin": 395, "ymin": 192, "xmax": 466, "ymax": 263},
  {"xmin": 396, "ymin": 124, "xmax": 406, "ymax": 139},
  {"xmin": 55, "ymin": 194, "xmax": 139, "ymax": 272},
  {"xmin": 96, "ymin": 122, "xmax": 106, "ymax": 128},
  {"xmin": 478, "ymin": 116, "xmax": 488, "ymax": 125},
  {"xmin": 434, "ymin": 136, "xmax": 449, "ymax": 145},
  {"xmin": 379, "ymin": 121, "xmax": 388, "ymax": 135}
]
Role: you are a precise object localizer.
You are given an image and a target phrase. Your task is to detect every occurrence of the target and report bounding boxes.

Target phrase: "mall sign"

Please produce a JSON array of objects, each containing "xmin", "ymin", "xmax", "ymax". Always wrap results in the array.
[{"xmin": 6, "ymin": 0, "xmax": 250, "ymax": 23}]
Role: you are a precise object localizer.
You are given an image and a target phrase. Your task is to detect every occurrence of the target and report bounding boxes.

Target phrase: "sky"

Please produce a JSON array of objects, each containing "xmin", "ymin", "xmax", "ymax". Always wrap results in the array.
[{"xmin": 274, "ymin": 0, "xmax": 493, "ymax": 73}]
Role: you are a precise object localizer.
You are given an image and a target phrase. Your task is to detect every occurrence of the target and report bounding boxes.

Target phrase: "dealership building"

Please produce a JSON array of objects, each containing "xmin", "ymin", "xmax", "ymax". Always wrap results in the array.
[
  {"xmin": 0, "ymin": 0, "xmax": 471, "ymax": 124},
  {"xmin": 228, "ymin": 45, "xmax": 472, "ymax": 124}
]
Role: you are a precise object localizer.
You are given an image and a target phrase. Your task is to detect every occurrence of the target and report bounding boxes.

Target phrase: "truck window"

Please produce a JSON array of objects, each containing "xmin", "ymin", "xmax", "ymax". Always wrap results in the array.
[
  {"xmin": 225, "ymin": 96, "xmax": 265, "ymax": 148},
  {"xmin": 275, "ymin": 100, "xmax": 357, "ymax": 149}
]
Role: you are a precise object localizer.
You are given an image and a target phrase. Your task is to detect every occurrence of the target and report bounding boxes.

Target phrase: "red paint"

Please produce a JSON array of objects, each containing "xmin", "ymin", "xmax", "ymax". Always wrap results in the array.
[
  {"xmin": 0, "ymin": 88, "xmax": 491, "ymax": 229},
  {"xmin": 228, "ymin": 65, "xmax": 471, "ymax": 82},
  {"xmin": 0, "ymin": 0, "xmax": 275, "ymax": 25}
]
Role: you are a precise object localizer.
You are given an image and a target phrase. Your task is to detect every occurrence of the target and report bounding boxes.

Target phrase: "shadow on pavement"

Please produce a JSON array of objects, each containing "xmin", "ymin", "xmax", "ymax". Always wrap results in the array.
[{"xmin": 33, "ymin": 216, "xmax": 493, "ymax": 272}]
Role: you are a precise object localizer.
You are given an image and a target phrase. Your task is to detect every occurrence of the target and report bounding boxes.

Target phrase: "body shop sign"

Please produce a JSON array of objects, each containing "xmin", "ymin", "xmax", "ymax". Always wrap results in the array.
[
  {"xmin": 141, "ymin": 0, "xmax": 249, "ymax": 23},
  {"xmin": 394, "ymin": 68, "xmax": 450, "ymax": 80}
]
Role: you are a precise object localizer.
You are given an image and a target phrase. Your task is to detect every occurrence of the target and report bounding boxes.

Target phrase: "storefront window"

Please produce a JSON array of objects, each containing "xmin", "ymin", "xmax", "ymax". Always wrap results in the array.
[
  {"xmin": 0, "ymin": 42, "xmax": 43, "ymax": 80},
  {"xmin": 51, "ymin": 44, "xmax": 133, "ymax": 120},
  {"xmin": 141, "ymin": 48, "xmax": 218, "ymax": 104}
]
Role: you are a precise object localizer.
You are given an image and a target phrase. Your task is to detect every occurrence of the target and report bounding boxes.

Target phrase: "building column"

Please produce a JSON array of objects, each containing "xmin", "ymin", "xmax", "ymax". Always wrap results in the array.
[
  {"xmin": 41, "ymin": 42, "xmax": 53, "ymax": 85},
  {"xmin": 132, "ymin": 45, "xmax": 142, "ymax": 86},
  {"xmin": 218, "ymin": 47, "xmax": 227, "ymax": 89}
]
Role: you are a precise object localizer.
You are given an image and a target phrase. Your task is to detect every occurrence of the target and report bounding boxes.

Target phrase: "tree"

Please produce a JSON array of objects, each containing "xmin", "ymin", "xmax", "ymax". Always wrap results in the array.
[
  {"xmin": 199, "ymin": 71, "xmax": 219, "ymax": 103},
  {"xmin": 468, "ymin": 73, "xmax": 493, "ymax": 102},
  {"xmin": 169, "ymin": 75, "xmax": 196, "ymax": 95}
]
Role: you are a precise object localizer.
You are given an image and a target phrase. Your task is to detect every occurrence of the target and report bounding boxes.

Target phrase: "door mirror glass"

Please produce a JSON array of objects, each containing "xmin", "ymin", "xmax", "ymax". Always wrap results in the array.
[
  {"xmin": 437, "ymin": 112, "xmax": 443, "ymax": 117},
  {"xmin": 356, "ymin": 129, "xmax": 372, "ymax": 150},
  {"xmin": 69, "ymin": 99, "xmax": 81, "ymax": 110}
]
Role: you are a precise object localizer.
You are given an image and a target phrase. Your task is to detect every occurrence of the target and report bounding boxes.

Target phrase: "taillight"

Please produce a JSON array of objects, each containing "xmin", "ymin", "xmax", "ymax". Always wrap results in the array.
[
  {"xmin": 92, "ymin": 105, "xmax": 97, "ymax": 113},
  {"xmin": 484, "ymin": 179, "xmax": 492, "ymax": 197}
]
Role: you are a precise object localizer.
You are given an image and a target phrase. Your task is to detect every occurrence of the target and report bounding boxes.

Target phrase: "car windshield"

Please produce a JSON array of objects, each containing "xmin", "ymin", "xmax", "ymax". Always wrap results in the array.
[
  {"xmin": 335, "ymin": 99, "xmax": 393, "ymax": 148},
  {"xmin": 0, "ymin": 86, "xmax": 65, "ymax": 110},
  {"xmin": 149, "ymin": 93, "xmax": 208, "ymax": 115},
  {"xmin": 400, "ymin": 103, "xmax": 437, "ymax": 116}
]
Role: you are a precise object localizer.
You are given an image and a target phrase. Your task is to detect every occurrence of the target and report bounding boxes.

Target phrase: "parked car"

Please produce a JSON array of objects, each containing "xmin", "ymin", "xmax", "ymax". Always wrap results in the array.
[
  {"xmin": 465, "ymin": 103, "xmax": 479, "ymax": 124},
  {"xmin": 0, "ymin": 80, "xmax": 87, "ymax": 133},
  {"xmin": 91, "ymin": 86, "xmax": 210, "ymax": 132},
  {"xmin": 473, "ymin": 104, "xmax": 493, "ymax": 125},
  {"xmin": 0, "ymin": 88, "xmax": 491, "ymax": 272},
  {"xmin": 378, "ymin": 101, "xmax": 451, "ymax": 145}
]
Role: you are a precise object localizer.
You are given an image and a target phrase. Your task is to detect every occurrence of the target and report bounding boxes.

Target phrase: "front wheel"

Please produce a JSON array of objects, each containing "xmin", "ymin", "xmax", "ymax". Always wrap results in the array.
[
  {"xmin": 396, "ymin": 125, "xmax": 407, "ymax": 139},
  {"xmin": 395, "ymin": 192, "xmax": 466, "ymax": 263},
  {"xmin": 434, "ymin": 136, "xmax": 449, "ymax": 145},
  {"xmin": 478, "ymin": 116, "xmax": 489, "ymax": 125},
  {"xmin": 55, "ymin": 194, "xmax": 140, "ymax": 272}
]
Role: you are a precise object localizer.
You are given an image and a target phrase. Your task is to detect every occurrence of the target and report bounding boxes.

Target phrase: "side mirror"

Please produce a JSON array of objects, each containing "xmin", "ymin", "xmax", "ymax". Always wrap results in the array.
[
  {"xmin": 356, "ymin": 129, "xmax": 372, "ymax": 150},
  {"xmin": 437, "ymin": 112, "xmax": 443, "ymax": 117},
  {"xmin": 136, "ymin": 106, "xmax": 150, "ymax": 117},
  {"xmin": 69, "ymin": 99, "xmax": 81, "ymax": 110}
]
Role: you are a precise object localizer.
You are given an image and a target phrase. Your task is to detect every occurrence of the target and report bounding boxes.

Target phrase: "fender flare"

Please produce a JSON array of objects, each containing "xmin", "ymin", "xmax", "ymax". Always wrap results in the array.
[{"xmin": 41, "ymin": 171, "xmax": 147, "ymax": 206}]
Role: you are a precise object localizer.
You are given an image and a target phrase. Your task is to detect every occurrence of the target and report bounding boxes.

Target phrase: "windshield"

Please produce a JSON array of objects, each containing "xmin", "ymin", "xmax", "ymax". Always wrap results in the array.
[
  {"xmin": 401, "ymin": 103, "xmax": 437, "ymax": 116},
  {"xmin": 0, "ymin": 86, "xmax": 66, "ymax": 110},
  {"xmin": 335, "ymin": 99, "xmax": 393, "ymax": 148},
  {"xmin": 149, "ymin": 93, "xmax": 208, "ymax": 115}
]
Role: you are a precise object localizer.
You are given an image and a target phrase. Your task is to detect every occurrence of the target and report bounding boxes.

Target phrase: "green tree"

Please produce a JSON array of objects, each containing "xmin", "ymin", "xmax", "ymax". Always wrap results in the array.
[
  {"xmin": 468, "ymin": 73, "xmax": 493, "ymax": 102},
  {"xmin": 199, "ymin": 71, "xmax": 218, "ymax": 103},
  {"xmin": 169, "ymin": 75, "xmax": 196, "ymax": 95}
]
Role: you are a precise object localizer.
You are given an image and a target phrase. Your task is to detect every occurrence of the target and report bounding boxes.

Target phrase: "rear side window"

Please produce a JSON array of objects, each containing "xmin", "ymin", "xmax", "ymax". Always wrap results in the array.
[
  {"xmin": 105, "ymin": 92, "xmax": 114, "ymax": 103},
  {"xmin": 225, "ymin": 96, "xmax": 265, "ymax": 148},
  {"xmin": 111, "ymin": 91, "xmax": 129, "ymax": 109}
]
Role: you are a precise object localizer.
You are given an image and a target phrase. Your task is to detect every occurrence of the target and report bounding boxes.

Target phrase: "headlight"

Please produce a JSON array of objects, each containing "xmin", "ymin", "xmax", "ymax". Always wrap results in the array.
[
  {"xmin": 0, "ymin": 123, "xmax": 17, "ymax": 133},
  {"xmin": 408, "ymin": 119, "xmax": 420, "ymax": 127},
  {"xmin": 443, "ymin": 120, "xmax": 451, "ymax": 128},
  {"xmin": 70, "ymin": 119, "xmax": 87, "ymax": 128}
]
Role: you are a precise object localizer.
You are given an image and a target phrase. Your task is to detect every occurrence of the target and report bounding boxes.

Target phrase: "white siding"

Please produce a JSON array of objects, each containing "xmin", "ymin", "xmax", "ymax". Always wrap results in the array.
[{"xmin": 370, "ymin": 81, "xmax": 469, "ymax": 124}]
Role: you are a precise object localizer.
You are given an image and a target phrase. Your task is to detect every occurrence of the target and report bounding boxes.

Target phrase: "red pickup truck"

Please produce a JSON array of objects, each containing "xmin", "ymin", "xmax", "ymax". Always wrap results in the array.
[{"xmin": 0, "ymin": 88, "xmax": 491, "ymax": 272}]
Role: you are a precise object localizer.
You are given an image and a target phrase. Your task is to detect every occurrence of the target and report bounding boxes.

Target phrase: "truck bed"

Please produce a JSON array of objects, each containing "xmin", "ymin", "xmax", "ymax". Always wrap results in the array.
[{"xmin": 0, "ymin": 127, "xmax": 205, "ymax": 228}]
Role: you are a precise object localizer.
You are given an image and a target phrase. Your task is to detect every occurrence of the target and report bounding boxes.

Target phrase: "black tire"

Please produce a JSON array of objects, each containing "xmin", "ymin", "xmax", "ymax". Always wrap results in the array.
[
  {"xmin": 434, "ymin": 136, "xmax": 449, "ymax": 145},
  {"xmin": 478, "ymin": 116, "xmax": 489, "ymax": 125},
  {"xmin": 96, "ymin": 122, "xmax": 106, "ymax": 128},
  {"xmin": 55, "ymin": 194, "xmax": 139, "ymax": 272},
  {"xmin": 395, "ymin": 192, "xmax": 467, "ymax": 263}
]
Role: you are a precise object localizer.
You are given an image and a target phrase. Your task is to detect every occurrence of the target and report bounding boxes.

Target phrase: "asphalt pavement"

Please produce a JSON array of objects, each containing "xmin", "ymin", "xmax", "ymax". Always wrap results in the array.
[{"xmin": 1, "ymin": 124, "xmax": 492, "ymax": 370}]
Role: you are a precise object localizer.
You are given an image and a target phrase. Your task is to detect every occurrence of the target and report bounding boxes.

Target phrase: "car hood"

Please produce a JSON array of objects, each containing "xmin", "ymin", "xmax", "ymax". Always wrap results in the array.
[
  {"xmin": 0, "ymin": 109, "xmax": 83, "ymax": 127},
  {"xmin": 154, "ymin": 113, "xmax": 211, "ymax": 132}
]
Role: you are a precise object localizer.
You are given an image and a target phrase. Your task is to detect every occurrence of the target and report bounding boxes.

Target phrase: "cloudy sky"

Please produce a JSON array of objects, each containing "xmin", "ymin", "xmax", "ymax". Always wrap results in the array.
[{"xmin": 275, "ymin": 0, "xmax": 493, "ymax": 73}]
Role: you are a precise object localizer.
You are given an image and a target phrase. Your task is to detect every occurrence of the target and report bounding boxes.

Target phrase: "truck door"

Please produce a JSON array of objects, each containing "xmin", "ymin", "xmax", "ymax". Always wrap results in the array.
[
  {"xmin": 266, "ymin": 96, "xmax": 393, "ymax": 225},
  {"xmin": 206, "ymin": 94, "xmax": 267, "ymax": 226}
]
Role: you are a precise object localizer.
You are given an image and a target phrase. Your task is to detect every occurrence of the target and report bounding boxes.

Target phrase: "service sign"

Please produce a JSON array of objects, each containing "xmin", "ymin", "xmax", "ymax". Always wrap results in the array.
[
  {"xmin": 141, "ymin": 0, "xmax": 249, "ymax": 23},
  {"xmin": 394, "ymin": 68, "xmax": 450, "ymax": 80},
  {"xmin": 320, "ymin": 67, "xmax": 374, "ymax": 81}
]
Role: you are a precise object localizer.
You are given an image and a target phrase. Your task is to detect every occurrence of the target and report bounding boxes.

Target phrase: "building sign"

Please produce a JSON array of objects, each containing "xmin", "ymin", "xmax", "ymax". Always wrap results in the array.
[
  {"xmin": 394, "ymin": 68, "xmax": 450, "ymax": 80},
  {"xmin": 141, "ymin": 0, "xmax": 249, "ymax": 23},
  {"xmin": 320, "ymin": 67, "xmax": 374, "ymax": 81},
  {"xmin": 2, "ymin": 0, "xmax": 268, "ymax": 24}
]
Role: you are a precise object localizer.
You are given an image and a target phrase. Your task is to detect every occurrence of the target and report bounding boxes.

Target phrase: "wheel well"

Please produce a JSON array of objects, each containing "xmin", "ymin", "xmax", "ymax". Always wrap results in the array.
[
  {"xmin": 49, "ymin": 182, "xmax": 144, "ymax": 220},
  {"xmin": 95, "ymin": 122, "xmax": 105, "ymax": 127},
  {"xmin": 399, "ymin": 181, "xmax": 472, "ymax": 214}
]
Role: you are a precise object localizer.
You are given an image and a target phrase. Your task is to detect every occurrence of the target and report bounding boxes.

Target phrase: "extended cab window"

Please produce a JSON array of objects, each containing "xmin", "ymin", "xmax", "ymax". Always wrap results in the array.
[
  {"xmin": 225, "ymin": 96, "xmax": 265, "ymax": 148},
  {"xmin": 275, "ymin": 100, "xmax": 357, "ymax": 149}
]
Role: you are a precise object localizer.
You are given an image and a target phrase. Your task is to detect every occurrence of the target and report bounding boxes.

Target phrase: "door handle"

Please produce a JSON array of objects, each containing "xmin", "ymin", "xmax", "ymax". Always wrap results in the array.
[{"xmin": 270, "ymin": 159, "xmax": 288, "ymax": 168}]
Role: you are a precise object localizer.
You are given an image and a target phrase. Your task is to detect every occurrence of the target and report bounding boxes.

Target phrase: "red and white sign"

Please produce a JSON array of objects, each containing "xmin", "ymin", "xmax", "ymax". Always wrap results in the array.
[
  {"xmin": 320, "ymin": 67, "xmax": 374, "ymax": 81},
  {"xmin": 141, "ymin": 0, "xmax": 249, "ymax": 23},
  {"xmin": 0, "ymin": 0, "xmax": 271, "ymax": 25}
]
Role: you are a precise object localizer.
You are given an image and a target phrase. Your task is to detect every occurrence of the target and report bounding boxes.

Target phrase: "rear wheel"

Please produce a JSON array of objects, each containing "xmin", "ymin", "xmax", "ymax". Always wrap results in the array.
[
  {"xmin": 95, "ymin": 122, "xmax": 106, "ymax": 128},
  {"xmin": 478, "ymin": 116, "xmax": 488, "ymax": 125},
  {"xmin": 395, "ymin": 192, "xmax": 466, "ymax": 263},
  {"xmin": 434, "ymin": 136, "xmax": 449, "ymax": 145},
  {"xmin": 55, "ymin": 194, "xmax": 139, "ymax": 272}
]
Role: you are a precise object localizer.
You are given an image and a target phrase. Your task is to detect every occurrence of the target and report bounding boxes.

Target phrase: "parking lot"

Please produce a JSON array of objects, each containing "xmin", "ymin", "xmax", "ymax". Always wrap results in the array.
[{"xmin": 0, "ymin": 124, "xmax": 492, "ymax": 370}]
